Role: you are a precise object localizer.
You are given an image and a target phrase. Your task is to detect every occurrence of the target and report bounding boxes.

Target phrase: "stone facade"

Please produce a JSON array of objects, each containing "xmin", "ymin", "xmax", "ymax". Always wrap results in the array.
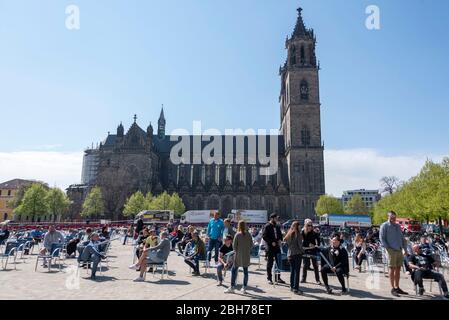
[{"xmin": 67, "ymin": 8, "xmax": 325, "ymax": 221}]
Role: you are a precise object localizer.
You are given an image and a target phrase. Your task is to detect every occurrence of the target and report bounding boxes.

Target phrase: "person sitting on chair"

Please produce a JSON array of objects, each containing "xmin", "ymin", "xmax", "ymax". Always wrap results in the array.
[
  {"xmin": 0, "ymin": 223, "xmax": 10, "ymax": 244},
  {"xmin": 184, "ymin": 231, "xmax": 206, "ymax": 276},
  {"xmin": 408, "ymin": 244, "xmax": 449, "ymax": 299},
  {"xmin": 171, "ymin": 225, "xmax": 184, "ymax": 251},
  {"xmin": 30, "ymin": 226, "xmax": 44, "ymax": 244},
  {"xmin": 78, "ymin": 233, "xmax": 106, "ymax": 280},
  {"xmin": 77, "ymin": 228, "xmax": 93, "ymax": 257},
  {"xmin": 178, "ymin": 225, "xmax": 194, "ymax": 255},
  {"xmin": 130, "ymin": 231, "xmax": 171, "ymax": 281},
  {"xmin": 216, "ymin": 235, "xmax": 234, "ymax": 286},
  {"xmin": 321, "ymin": 234, "xmax": 349, "ymax": 295},
  {"xmin": 40, "ymin": 225, "xmax": 65, "ymax": 268},
  {"xmin": 353, "ymin": 233, "xmax": 367, "ymax": 271}
]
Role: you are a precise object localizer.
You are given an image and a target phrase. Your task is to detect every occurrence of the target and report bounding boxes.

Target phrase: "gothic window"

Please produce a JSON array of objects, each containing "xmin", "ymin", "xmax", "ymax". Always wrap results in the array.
[
  {"xmin": 301, "ymin": 127, "xmax": 311, "ymax": 146},
  {"xmin": 300, "ymin": 80, "xmax": 309, "ymax": 100},
  {"xmin": 215, "ymin": 165, "xmax": 220, "ymax": 185},
  {"xmin": 226, "ymin": 165, "xmax": 232, "ymax": 184},
  {"xmin": 251, "ymin": 166, "xmax": 257, "ymax": 185},
  {"xmin": 240, "ymin": 166, "xmax": 246, "ymax": 185},
  {"xmin": 290, "ymin": 45, "xmax": 296, "ymax": 65},
  {"xmin": 300, "ymin": 45, "xmax": 305, "ymax": 65},
  {"xmin": 201, "ymin": 165, "xmax": 206, "ymax": 185}
]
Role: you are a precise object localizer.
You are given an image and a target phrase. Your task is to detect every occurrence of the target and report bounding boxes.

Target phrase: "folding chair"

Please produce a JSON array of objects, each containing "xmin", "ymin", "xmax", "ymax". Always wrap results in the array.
[
  {"xmin": 35, "ymin": 243, "xmax": 64, "ymax": 272},
  {"xmin": 144, "ymin": 260, "xmax": 169, "ymax": 280},
  {"xmin": 0, "ymin": 242, "xmax": 19, "ymax": 270}
]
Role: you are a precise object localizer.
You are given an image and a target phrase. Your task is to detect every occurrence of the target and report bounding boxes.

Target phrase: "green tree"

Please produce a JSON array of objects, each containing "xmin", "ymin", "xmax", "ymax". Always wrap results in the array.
[
  {"xmin": 45, "ymin": 188, "xmax": 71, "ymax": 221},
  {"xmin": 14, "ymin": 183, "xmax": 48, "ymax": 221},
  {"xmin": 169, "ymin": 193, "xmax": 186, "ymax": 218},
  {"xmin": 315, "ymin": 195, "xmax": 344, "ymax": 216},
  {"xmin": 123, "ymin": 191, "xmax": 146, "ymax": 217},
  {"xmin": 144, "ymin": 192, "xmax": 154, "ymax": 209},
  {"xmin": 81, "ymin": 187, "xmax": 105, "ymax": 218},
  {"xmin": 150, "ymin": 192, "xmax": 172, "ymax": 210},
  {"xmin": 345, "ymin": 194, "xmax": 369, "ymax": 215}
]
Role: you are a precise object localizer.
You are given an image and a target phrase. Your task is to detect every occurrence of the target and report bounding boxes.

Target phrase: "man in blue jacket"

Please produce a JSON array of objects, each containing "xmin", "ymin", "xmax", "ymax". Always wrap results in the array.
[{"xmin": 207, "ymin": 211, "xmax": 224, "ymax": 264}]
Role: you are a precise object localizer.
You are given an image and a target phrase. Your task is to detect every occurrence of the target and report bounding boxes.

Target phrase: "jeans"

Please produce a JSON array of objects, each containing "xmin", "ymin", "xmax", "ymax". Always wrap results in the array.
[
  {"xmin": 321, "ymin": 265, "xmax": 346, "ymax": 290},
  {"xmin": 414, "ymin": 270, "xmax": 448, "ymax": 293},
  {"xmin": 231, "ymin": 266, "xmax": 248, "ymax": 288},
  {"xmin": 207, "ymin": 238, "xmax": 220, "ymax": 263},
  {"xmin": 78, "ymin": 246, "xmax": 102, "ymax": 277},
  {"xmin": 266, "ymin": 250, "xmax": 282, "ymax": 281},
  {"xmin": 302, "ymin": 256, "xmax": 320, "ymax": 282},
  {"xmin": 289, "ymin": 255, "xmax": 302, "ymax": 290},
  {"xmin": 185, "ymin": 254, "xmax": 203, "ymax": 273}
]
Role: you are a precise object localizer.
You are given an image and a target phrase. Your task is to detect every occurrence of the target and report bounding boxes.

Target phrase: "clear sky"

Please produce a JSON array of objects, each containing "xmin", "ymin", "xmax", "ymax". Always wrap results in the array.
[{"xmin": 0, "ymin": 0, "xmax": 448, "ymax": 195}]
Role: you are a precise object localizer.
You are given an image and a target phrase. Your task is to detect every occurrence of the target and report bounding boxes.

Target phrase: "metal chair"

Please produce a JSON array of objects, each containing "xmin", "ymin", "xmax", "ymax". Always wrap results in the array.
[
  {"xmin": 34, "ymin": 243, "xmax": 64, "ymax": 272},
  {"xmin": 0, "ymin": 242, "xmax": 19, "ymax": 270}
]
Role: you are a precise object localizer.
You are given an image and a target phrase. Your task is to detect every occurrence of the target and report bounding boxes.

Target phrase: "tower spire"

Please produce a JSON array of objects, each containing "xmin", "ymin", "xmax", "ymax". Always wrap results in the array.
[
  {"xmin": 158, "ymin": 104, "xmax": 166, "ymax": 139},
  {"xmin": 292, "ymin": 7, "xmax": 307, "ymax": 38}
]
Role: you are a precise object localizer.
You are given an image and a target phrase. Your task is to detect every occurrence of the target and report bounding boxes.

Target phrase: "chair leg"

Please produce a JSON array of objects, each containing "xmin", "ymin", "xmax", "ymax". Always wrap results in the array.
[{"xmin": 35, "ymin": 257, "xmax": 39, "ymax": 272}]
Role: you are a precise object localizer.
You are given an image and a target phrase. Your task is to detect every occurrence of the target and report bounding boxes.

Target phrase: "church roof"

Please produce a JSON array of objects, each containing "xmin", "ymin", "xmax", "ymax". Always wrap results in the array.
[{"xmin": 0, "ymin": 179, "xmax": 36, "ymax": 189}]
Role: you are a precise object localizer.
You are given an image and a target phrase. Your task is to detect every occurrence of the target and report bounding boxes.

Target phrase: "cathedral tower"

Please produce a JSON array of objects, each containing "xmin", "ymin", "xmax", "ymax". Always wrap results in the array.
[{"xmin": 280, "ymin": 8, "xmax": 325, "ymax": 219}]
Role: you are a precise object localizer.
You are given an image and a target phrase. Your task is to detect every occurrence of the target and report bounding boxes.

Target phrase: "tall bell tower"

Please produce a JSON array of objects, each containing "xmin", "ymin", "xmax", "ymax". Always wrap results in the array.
[{"xmin": 280, "ymin": 8, "xmax": 325, "ymax": 219}]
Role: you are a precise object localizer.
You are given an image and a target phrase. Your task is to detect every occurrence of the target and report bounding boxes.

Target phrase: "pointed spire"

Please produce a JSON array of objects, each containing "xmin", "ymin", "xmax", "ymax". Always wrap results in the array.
[
  {"xmin": 159, "ymin": 105, "xmax": 165, "ymax": 123},
  {"xmin": 292, "ymin": 7, "xmax": 307, "ymax": 38},
  {"xmin": 133, "ymin": 114, "xmax": 137, "ymax": 123}
]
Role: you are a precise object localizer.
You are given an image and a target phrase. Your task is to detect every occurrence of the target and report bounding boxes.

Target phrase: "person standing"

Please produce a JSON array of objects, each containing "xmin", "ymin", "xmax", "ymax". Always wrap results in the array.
[
  {"xmin": 380, "ymin": 211, "xmax": 408, "ymax": 297},
  {"xmin": 206, "ymin": 211, "xmax": 224, "ymax": 264},
  {"xmin": 262, "ymin": 213, "xmax": 285, "ymax": 284},
  {"xmin": 301, "ymin": 219, "xmax": 321, "ymax": 284},
  {"xmin": 135, "ymin": 216, "xmax": 144, "ymax": 237},
  {"xmin": 224, "ymin": 220, "xmax": 253, "ymax": 294},
  {"xmin": 284, "ymin": 221, "xmax": 304, "ymax": 294}
]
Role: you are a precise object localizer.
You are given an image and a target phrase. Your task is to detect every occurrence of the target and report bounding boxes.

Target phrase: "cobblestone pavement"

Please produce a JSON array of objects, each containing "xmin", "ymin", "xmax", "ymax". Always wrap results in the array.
[{"xmin": 0, "ymin": 240, "xmax": 446, "ymax": 300}]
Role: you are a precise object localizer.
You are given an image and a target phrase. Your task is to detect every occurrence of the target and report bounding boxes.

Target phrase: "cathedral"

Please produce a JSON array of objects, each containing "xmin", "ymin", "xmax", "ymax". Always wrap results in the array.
[{"xmin": 67, "ymin": 8, "xmax": 325, "ymax": 221}]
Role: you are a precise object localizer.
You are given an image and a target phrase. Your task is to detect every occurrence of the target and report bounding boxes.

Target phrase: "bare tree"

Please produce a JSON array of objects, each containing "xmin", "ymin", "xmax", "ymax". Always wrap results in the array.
[{"xmin": 380, "ymin": 176, "xmax": 401, "ymax": 195}]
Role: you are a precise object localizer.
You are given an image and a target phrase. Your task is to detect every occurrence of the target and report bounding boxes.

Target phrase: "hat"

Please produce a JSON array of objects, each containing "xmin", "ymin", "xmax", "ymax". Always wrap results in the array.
[
  {"xmin": 161, "ymin": 231, "xmax": 168, "ymax": 237},
  {"xmin": 270, "ymin": 213, "xmax": 279, "ymax": 219}
]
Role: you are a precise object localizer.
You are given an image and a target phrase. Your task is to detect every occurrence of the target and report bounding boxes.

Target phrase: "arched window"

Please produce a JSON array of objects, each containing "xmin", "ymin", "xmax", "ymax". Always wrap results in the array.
[
  {"xmin": 300, "ymin": 45, "xmax": 305, "ymax": 64},
  {"xmin": 290, "ymin": 45, "xmax": 296, "ymax": 65},
  {"xmin": 300, "ymin": 80, "xmax": 309, "ymax": 100},
  {"xmin": 301, "ymin": 127, "xmax": 311, "ymax": 146}
]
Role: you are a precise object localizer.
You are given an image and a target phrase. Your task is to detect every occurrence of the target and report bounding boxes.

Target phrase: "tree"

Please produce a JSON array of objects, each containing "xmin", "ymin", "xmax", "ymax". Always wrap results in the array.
[
  {"xmin": 169, "ymin": 193, "xmax": 186, "ymax": 218},
  {"xmin": 150, "ymin": 192, "xmax": 172, "ymax": 210},
  {"xmin": 14, "ymin": 183, "xmax": 48, "ymax": 221},
  {"xmin": 144, "ymin": 192, "xmax": 154, "ymax": 209},
  {"xmin": 315, "ymin": 195, "xmax": 344, "ymax": 216},
  {"xmin": 81, "ymin": 187, "xmax": 105, "ymax": 218},
  {"xmin": 45, "ymin": 188, "xmax": 71, "ymax": 221},
  {"xmin": 345, "ymin": 194, "xmax": 369, "ymax": 215},
  {"xmin": 380, "ymin": 176, "xmax": 401, "ymax": 195},
  {"xmin": 123, "ymin": 191, "xmax": 146, "ymax": 217}
]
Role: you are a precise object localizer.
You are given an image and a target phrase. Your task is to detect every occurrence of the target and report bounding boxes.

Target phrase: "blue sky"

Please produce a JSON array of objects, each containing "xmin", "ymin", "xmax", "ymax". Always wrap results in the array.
[{"xmin": 0, "ymin": 0, "xmax": 448, "ymax": 194}]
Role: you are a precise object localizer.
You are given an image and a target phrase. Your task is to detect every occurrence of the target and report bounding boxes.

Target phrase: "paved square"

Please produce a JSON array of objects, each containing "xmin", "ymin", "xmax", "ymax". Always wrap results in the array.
[{"xmin": 1, "ymin": 239, "xmax": 447, "ymax": 300}]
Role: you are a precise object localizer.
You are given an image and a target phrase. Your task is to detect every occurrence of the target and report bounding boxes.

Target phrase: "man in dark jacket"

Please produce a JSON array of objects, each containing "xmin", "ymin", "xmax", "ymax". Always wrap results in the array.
[
  {"xmin": 262, "ymin": 213, "xmax": 285, "ymax": 284},
  {"xmin": 320, "ymin": 234, "xmax": 349, "ymax": 295},
  {"xmin": 135, "ymin": 217, "xmax": 144, "ymax": 236}
]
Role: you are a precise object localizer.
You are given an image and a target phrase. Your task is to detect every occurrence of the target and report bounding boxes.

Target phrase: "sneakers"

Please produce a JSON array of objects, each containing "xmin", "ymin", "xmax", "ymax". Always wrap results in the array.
[
  {"xmin": 396, "ymin": 288, "xmax": 409, "ymax": 295},
  {"xmin": 217, "ymin": 281, "xmax": 223, "ymax": 286},
  {"xmin": 192, "ymin": 271, "xmax": 201, "ymax": 276},
  {"xmin": 316, "ymin": 281, "xmax": 322, "ymax": 285},
  {"xmin": 391, "ymin": 288, "xmax": 400, "ymax": 297},
  {"xmin": 325, "ymin": 286, "xmax": 333, "ymax": 295},
  {"xmin": 267, "ymin": 280, "xmax": 274, "ymax": 285},
  {"xmin": 300, "ymin": 279, "xmax": 306, "ymax": 284},
  {"xmin": 294, "ymin": 289, "xmax": 304, "ymax": 295},
  {"xmin": 277, "ymin": 278, "xmax": 286, "ymax": 284},
  {"xmin": 240, "ymin": 287, "xmax": 247, "ymax": 295},
  {"xmin": 128, "ymin": 264, "xmax": 138, "ymax": 270},
  {"xmin": 341, "ymin": 289, "xmax": 349, "ymax": 295},
  {"xmin": 224, "ymin": 287, "xmax": 235, "ymax": 294},
  {"xmin": 134, "ymin": 276, "xmax": 145, "ymax": 282},
  {"xmin": 443, "ymin": 294, "xmax": 449, "ymax": 300}
]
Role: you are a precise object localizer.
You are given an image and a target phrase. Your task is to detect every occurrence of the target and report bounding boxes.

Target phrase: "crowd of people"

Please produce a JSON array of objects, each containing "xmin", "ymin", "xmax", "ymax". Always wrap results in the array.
[{"xmin": 2, "ymin": 211, "xmax": 449, "ymax": 299}]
